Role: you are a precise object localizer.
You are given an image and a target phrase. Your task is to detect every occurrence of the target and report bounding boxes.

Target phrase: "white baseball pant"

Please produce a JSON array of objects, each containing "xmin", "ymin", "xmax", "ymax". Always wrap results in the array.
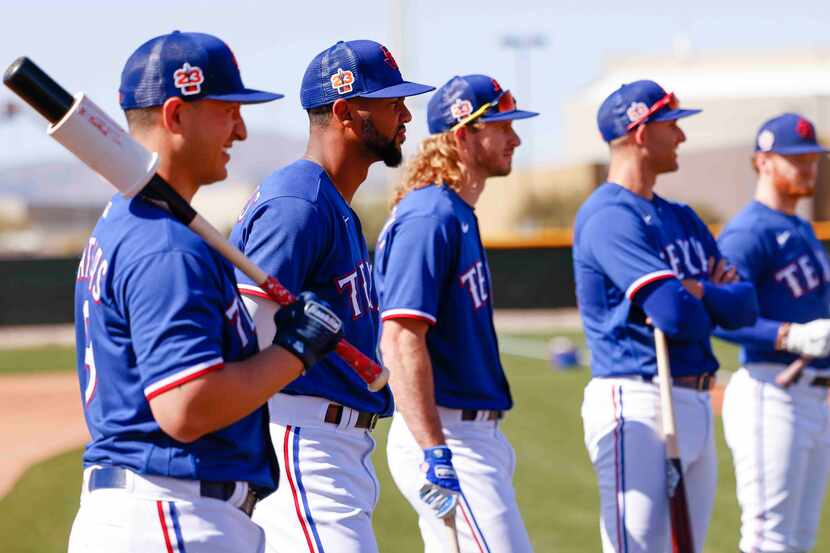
[
  {"xmin": 386, "ymin": 409, "xmax": 533, "ymax": 553},
  {"xmin": 722, "ymin": 364, "xmax": 830, "ymax": 553},
  {"xmin": 67, "ymin": 467, "xmax": 264, "ymax": 552},
  {"xmin": 252, "ymin": 393, "xmax": 381, "ymax": 553},
  {"xmin": 581, "ymin": 377, "xmax": 717, "ymax": 553}
]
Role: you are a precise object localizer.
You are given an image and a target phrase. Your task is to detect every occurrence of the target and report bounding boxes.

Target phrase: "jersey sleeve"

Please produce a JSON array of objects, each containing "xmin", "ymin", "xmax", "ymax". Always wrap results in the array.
[
  {"xmin": 120, "ymin": 250, "xmax": 227, "ymax": 401},
  {"xmin": 236, "ymin": 197, "xmax": 327, "ymax": 299},
  {"xmin": 582, "ymin": 205, "xmax": 675, "ymax": 302},
  {"xmin": 377, "ymin": 215, "xmax": 454, "ymax": 325}
]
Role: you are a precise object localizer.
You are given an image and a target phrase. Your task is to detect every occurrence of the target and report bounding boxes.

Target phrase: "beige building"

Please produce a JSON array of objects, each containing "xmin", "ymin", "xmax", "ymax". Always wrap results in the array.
[{"xmin": 477, "ymin": 47, "xmax": 830, "ymax": 242}]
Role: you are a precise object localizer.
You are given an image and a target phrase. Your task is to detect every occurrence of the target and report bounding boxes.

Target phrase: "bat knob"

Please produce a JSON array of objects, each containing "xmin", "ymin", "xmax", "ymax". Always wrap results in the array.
[
  {"xmin": 3, "ymin": 56, "xmax": 74, "ymax": 124},
  {"xmin": 367, "ymin": 366, "xmax": 390, "ymax": 392}
]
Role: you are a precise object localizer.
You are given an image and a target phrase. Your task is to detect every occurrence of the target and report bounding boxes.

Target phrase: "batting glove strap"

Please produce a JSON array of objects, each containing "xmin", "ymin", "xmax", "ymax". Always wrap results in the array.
[
  {"xmin": 784, "ymin": 319, "xmax": 830, "ymax": 358},
  {"xmin": 274, "ymin": 292, "xmax": 344, "ymax": 369}
]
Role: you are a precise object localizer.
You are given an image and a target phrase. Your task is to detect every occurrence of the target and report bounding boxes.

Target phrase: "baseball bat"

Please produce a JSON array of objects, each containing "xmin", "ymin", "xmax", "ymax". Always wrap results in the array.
[
  {"xmin": 654, "ymin": 328, "xmax": 695, "ymax": 553},
  {"xmin": 3, "ymin": 57, "xmax": 389, "ymax": 392},
  {"xmin": 775, "ymin": 356, "xmax": 809, "ymax": 388},
  {"xmin": 443, "ymin": 514, "xmax": 460, "ymax": 553}
]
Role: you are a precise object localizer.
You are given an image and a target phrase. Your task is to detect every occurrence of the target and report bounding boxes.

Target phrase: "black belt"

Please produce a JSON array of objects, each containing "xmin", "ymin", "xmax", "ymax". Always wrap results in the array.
[
  {"xmin": 88, "ymin": 467, "xmax": 257, "ymax": 517},
  {"xmin": 461, "ymin": 409, "xmax": 503, "ymax": 421},
  {"xmin": 812, "ymin": 376, "xmax": 830, "ymax": 387},
  {"xmin": 324, "ymin": 404, "xmax": 378, "ymax": 431}
]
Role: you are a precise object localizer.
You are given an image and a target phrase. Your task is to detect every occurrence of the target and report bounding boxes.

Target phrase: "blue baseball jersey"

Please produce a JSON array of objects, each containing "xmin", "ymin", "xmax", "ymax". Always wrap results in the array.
[
  {"xmin": 230, "ymin": 159, "xmax": 393, "ymax": 416},
  {"xmin": 716, "ymin": 201, "xmax": 830, "ymax": 368},
  {"xmin": 373, "ymin": 184, "xmax": 512, "ymax": 410},
  {"xmin": 74, "ymin": 194, "xmax": 276, "ymax": 491},
  {"xmin": 573, "ymin": 182, "xmax": 724, "ymax": 378}
]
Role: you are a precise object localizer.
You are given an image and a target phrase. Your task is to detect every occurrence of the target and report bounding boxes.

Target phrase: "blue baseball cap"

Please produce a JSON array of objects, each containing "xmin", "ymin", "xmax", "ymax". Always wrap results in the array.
[
  {"xmin": 119, "ymin": 31, "xmax": 283, "ymax": 110},
  {"xmin": 299, "ymin": 40, "xmax": 434, "ymax": 109},
  {"xmin": 597, "ymin": 80, "xmax": 701, "ymax": 142},
  {"xmin": 754, "ymin": 113, "xmax": 830, "ymax": 155},
  {"xmin": 427, "ymin": 74, "xmax": 539, "ymax": 134}
]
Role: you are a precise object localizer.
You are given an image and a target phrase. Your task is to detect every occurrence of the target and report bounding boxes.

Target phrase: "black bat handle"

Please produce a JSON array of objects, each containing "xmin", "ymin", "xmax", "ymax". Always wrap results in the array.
[{"xmin": 3, "ymin": 57, "xmax": 75, "ymax": 124}]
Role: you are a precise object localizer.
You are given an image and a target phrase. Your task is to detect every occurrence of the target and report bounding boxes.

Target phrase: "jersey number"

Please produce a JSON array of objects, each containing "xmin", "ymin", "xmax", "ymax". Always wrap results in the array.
[{"xmin": 82, "ymin": 300, "xmax": 98, "ymax": 404}]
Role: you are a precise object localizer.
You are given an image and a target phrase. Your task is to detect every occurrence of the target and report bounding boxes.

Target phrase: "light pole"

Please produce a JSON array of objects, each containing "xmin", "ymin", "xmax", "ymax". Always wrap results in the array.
[{"xmin": 500, "ymin": 33, "xmax": 547, "ymax": 192}]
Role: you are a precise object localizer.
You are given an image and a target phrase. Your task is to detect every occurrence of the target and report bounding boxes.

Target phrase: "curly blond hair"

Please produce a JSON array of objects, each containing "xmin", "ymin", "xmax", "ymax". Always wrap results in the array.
[{"xmin": 392, "ymin": 131, "xmax": 471, "ymax": 207}]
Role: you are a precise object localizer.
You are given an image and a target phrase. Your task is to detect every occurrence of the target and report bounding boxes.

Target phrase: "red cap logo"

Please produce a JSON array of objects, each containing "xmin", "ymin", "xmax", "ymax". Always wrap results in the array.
[
  {"xmin": 796, "ymin": 118, "xmax": 815, "ymax": 140},
  {"xmin": 491, "ymin": 79, "xmax": 502, "ymax": 93},
  {"xmin": 173, "ymin": 63, "xmax": 205, "ymax": 96},
  {"xmin": 381, "ymin": 46, "xmax": 399, "ymax": 71}
]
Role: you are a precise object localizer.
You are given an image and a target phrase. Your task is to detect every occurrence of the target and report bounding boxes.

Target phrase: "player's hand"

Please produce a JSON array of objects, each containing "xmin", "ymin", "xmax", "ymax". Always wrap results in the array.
[
  {"xmin": 680, "ymin": 279, "xmax": 704, "ymax": 299},
  {"xmin": 708, "ymin": 257, "xmax": 739, "ymax": 284},
  {"xmin": 419, "ymin": 445, "xmax": 461, "ymax": 519},
  {"xmin": 273, "ymin": 292, "xmax": 343, "ymax": 369},
  {"xmin": 783, "ymin": 319, "xmax": 830, "ymax": 358}
]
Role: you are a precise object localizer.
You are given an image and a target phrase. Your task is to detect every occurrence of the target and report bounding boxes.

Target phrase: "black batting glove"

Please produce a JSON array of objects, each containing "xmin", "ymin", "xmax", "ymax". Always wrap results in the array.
[{"xmin": 273, "ymin": 292, "xmax": 343, "ymax": 369}]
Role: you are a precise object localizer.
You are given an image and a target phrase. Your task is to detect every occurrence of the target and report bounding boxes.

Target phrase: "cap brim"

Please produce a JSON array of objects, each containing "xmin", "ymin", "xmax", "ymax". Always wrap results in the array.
[
  {"xmin": 205, "ymin": 88, "xmax": 284, "ymax": 104},
  {"xmin": 768, "ymin": 145, "xmax": 830, "ymax": 155},
  {"xmin": 651, "ymin": 108, "xmax": 701, "ymax": 123},
  {"xmin": 360, "ymin": 81, "xmax": 435, "ymax": 99},
  {"xmin": 481, "ymin": 109, "xmax": 539, "ymax": 123}
]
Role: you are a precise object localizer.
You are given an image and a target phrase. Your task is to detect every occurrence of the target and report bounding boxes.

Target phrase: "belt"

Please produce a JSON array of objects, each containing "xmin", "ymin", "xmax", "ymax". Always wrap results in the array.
[
  {"xmin": 87, "ymin": 467, "xmax": 258, "ymax": 517},
  {"xmin": 790, "ymin": 374, "xmax": 830, "ymax": 388},
  {"xmin": 461, "ymin": 409, "xmax": 504, "ymax": 421},
  {"xmin": 672, "ymin": 374, "xmax": 716, "ymax": 392},
  {"xmin": 324, "ymin": 403, "xmax": 378, "ymax": 431}
]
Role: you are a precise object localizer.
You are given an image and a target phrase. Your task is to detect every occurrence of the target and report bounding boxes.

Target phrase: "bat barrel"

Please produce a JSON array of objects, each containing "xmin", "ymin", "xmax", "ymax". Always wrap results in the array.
[{"xmin": 3, "ymin": 57, "xmax": 74, "ymax": 124}]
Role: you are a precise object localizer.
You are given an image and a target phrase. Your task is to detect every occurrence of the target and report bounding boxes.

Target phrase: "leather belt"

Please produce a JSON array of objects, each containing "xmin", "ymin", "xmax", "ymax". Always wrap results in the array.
[
  {"xmin": 809, "ymin": 376, "xmax": 830, "ymax": 388},
  {"xmin": 671, "ymin": 374, "xmax": 716, "ymax": 392},
  {"xmin": 324, "ymin": 403, "xmax": 378, "ymax": 431},
  {"xmin": 461, "ymin": 409, "xmax": 504, "ymax": 421},
  {"xmin": 87, "ymin": 467, "xmax": 257, "ymax": 517}
]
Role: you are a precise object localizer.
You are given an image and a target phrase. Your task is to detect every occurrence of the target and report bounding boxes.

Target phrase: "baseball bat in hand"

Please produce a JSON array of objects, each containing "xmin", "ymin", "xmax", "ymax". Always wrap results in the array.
[
  {"xmin": 654, "ymin": 328, "xmax": 695, "ymax": 553},
  {"xmin": 775, "ymin": 356, "xmax": 809, "ymax": 388},
  {"xmin": 3, "ymin": 57, "xmax": 389, "ymax": 392}
]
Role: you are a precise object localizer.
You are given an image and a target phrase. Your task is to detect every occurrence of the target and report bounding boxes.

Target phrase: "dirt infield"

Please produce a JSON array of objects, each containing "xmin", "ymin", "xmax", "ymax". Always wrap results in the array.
[{"xmin": 0, "ymin": 372, "xmax": 88, "ymax": 498}]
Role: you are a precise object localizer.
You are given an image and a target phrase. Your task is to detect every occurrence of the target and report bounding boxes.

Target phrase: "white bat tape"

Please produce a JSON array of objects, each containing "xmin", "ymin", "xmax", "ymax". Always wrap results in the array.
[{"xmin": 48, "ymin": 93, "xmax": 158, "ymax": 198}]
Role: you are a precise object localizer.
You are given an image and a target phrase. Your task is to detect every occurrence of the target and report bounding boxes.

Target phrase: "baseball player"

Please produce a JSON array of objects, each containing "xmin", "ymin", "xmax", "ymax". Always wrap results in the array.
[
  {"xmin": 375, "ymin": 74, "xmax": 537, "ymax": 552},
  {"xmin": 716, "ymin": 113, "xmax": 830, "ymax": 553},
  {"xmin": 68, "ymin": 31, "xmax": 346, "ymax": 553},
  {"xmin": 573, "ymin": 79, "xmax": 759, "ymax": 553},
  {"xmin": 229, "ymin": 40, "xmax": 433, "ymax": 553}
]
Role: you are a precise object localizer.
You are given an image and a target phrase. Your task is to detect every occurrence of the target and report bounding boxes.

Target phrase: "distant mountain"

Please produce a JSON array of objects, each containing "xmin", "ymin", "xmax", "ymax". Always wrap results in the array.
[{"xmin": 0, "ymin": 130, "xmax": 307, "ymax": 207}]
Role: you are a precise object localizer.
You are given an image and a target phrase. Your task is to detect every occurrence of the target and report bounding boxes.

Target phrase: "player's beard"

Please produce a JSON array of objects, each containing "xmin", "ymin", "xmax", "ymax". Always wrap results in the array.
[
  {"xmin": 773, "ymin": 171, "xmax": 815, "ymax": 198},
  {"xmin": 361, "ymin": 117, "xmax": 403, "ymax": 168}
]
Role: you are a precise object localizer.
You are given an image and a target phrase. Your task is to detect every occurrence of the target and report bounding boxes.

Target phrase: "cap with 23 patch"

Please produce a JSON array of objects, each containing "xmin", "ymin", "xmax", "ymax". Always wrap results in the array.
[
  {"xmin": 300, "ymin": 40, "xmax": 433, "ymax": 109},
  {"xmin": 119, "ymin": 30, "xmax": 283, "ymax": 110}
]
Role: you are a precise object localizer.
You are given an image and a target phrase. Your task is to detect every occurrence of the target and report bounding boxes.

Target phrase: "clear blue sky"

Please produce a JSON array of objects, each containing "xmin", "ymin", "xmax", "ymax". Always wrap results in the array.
[{"xmin": 2, "ymin": 0, "xmax": 830, "ymax": 171}]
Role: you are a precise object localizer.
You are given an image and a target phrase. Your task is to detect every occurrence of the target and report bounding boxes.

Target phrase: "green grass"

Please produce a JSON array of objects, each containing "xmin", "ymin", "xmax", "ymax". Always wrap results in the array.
[
  {"xmin": 1, "ymin": 336, "xmax": 828, "ymax": 552},
  {"xmin": 0, "ymin": 345, "xmax": 75, "ymax": 375}
]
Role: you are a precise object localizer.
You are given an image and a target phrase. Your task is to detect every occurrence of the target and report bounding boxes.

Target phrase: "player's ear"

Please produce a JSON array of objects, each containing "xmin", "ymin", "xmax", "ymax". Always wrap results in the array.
[
  {"xmin": 632, "ymin": 124, "xmax": 648, "ymax": 146},
  {"xmin": 160, "ymin": 97, "xmax": 186, "ymax": 134},
  {"xmin": 332, "ymin": 99, "xmax": 353, "ymax": 128},
  {"xmin": 452, "ymin": 126, "xmax": 468, "ymax": 145}
]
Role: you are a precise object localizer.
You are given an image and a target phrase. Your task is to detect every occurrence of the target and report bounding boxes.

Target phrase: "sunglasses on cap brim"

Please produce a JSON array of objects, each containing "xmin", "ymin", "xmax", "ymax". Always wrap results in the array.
[
  {"xmin": 626, "ymin": 92, "xmax": 679, "ymax": 131},
  {"xmin": 450, "ymin": 90, "xmax": 517, "ymax": 132}
]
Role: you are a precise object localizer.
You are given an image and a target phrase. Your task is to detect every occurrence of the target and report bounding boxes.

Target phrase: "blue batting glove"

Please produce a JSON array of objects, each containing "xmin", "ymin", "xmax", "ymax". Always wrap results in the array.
[{"xmin": 419, "ymin": 445, "xmax": 461, "ymax": 519}]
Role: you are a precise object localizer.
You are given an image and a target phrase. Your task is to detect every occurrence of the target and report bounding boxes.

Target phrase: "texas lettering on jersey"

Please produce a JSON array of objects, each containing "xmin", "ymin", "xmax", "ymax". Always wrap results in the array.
[
  {"xmin": 459, "ymin": 260, "xmax": 490, "ymax": 309},
  {"xmin": 775, "ymin": 251, "xmax": 830, "ymax": 298},
  {"xmin": 660, "ymin": 237, "xmax": 708, "ymax": 279},
  {"xmin": 335, "ymin": 260, "xmax": 377, "ymax": 319}
]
